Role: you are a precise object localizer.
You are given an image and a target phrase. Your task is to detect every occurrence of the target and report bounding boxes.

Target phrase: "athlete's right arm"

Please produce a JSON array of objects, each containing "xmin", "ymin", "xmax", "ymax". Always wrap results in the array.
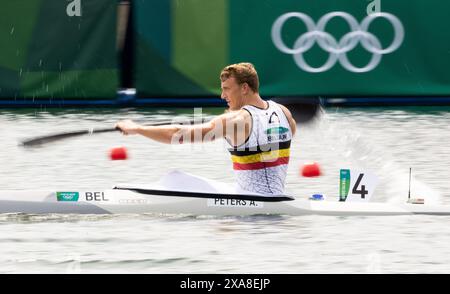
[
  {"xmin": 115, "ymin": 111, "xmax": 250, "ymax": 145},
  {"xmin": 278, "ymin": 104, "xmax": 297, "ymax": 136}
]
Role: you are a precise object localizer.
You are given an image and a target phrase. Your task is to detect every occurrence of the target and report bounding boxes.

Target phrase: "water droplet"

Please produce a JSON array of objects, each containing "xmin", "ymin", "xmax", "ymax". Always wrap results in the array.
[
  {"xmin": 39, "ymin": 59, "xmax": 42, "ymax": 67},
  {"xmin": 19, "ymin": 68, "xmax": 23, "ymax": 77},
  {"xmin": 10, "ymin": 27, "xmax": 14, "ymax": 35}
]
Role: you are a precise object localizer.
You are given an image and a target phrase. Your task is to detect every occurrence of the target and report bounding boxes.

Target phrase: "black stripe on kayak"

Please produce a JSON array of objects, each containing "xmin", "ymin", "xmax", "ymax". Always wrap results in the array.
[
  {"xmin": 228, "ymin": 140, "xmax": 291, "ymax": 156},
  {"xmin": 113, "ymin": 187, "xmax": 294, "ymax": 202}
]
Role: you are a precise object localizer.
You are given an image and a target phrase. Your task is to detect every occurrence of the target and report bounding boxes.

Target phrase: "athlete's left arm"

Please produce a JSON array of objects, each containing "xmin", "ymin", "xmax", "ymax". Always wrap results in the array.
[
  {"xmin": 278, "ymin": 104, "xmax": 297, "ymax": 135},
  {"xmin": 115, "ymin": 111, "xmax": 247, "ymax": 144},
  {"xmin": 170, "ymin": 110, "xmax": 250, "ymax": 145}
]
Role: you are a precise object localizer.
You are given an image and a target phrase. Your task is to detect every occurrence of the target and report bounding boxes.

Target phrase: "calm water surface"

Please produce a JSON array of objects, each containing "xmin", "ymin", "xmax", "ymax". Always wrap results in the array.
[{"xmin": 1, "ymin": 106, "xmax": 450, "ymax": 273}]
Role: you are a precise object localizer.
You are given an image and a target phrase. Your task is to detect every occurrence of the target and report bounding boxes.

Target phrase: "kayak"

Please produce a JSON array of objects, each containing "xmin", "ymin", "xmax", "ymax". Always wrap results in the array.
[{"xmin": 1, "ymin": 170, "xmax": 450, "ymax": 216}]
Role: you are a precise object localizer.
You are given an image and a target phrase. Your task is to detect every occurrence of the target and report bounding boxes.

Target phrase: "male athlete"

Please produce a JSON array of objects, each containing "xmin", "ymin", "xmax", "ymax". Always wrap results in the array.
[{"xmin": 116, "ymin": 63, "xmax": 296, "ymax": 195}]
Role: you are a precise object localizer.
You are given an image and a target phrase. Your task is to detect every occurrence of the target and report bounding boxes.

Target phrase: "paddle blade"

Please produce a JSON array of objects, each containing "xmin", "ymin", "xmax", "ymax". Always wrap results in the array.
[
  {"xmin": 18, "ymin": 119, "xmax": 193, "ymax": 148},
  {"xmin": 20, "ymin": 127, "xmax": 117, "ymax": 147}
]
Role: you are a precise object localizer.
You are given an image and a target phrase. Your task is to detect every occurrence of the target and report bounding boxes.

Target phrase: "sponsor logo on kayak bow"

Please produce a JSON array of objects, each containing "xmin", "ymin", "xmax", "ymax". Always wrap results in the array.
[
  {"xmin": 57, "ymin": 192, "xmax": 79, "ymax": 202},
  {"xmin": 207, "ymin": 198, "xmax": 263, "ymax": 208}
]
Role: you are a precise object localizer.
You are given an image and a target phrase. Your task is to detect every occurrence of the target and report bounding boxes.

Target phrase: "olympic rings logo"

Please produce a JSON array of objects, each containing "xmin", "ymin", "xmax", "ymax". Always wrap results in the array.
[{"xmin": 271, "ymin": 12, "xmax": 404, "ymax": 73}]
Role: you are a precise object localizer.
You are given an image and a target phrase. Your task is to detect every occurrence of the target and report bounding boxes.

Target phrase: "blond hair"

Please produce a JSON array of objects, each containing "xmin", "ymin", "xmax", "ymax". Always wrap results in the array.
[{"xmin": 220, "ymin": 62, "xmax": 259, "ymax": 93}]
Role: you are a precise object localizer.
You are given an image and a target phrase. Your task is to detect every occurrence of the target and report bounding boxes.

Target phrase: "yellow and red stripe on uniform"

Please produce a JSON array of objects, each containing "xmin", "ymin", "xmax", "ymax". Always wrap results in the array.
[{"xmin": 228, "ymin": 141, "xmax": 291, "ymax": 171}]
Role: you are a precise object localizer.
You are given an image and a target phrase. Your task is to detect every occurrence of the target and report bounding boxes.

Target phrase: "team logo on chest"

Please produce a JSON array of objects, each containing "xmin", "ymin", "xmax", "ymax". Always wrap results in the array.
[
  {"xmin": 269, "ymin": 112, "xmax": 280, "ymax": 124},
  {"xmin": 266, "ymin": 112, "xmax": 288, "ymax": 142}
]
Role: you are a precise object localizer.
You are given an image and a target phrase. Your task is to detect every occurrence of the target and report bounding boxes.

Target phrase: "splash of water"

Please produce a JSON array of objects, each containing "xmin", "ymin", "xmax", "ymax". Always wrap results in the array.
[{"xmin": 311, "ymin": 109, "xmax": 442, "ymax": 204}]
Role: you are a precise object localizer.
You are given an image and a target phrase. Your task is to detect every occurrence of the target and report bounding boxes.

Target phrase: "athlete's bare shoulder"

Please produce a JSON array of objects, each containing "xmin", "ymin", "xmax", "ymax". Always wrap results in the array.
[{"xmin": 276, "ymin": 103, "xmax": 297, "ymax": 135}]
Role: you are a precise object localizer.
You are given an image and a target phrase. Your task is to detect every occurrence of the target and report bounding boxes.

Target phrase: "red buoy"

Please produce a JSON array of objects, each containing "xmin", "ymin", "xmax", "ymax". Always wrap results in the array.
[
  {"xmin": 110, "ymin": 147, "xmax": 128, "ymax": 160},
  {"xmin": 301, "ymin": 162, "xmax": 322, "ymax": 177}
]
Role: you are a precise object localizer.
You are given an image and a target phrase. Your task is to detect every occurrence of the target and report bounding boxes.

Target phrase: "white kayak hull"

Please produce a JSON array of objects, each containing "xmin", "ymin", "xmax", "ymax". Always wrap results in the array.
[
  {"xmin": 2, "ymin": 171, "xmax": 450, "ymax": 216},
  {"xmin": 1, "ymin": 188, "xmax": 450, "ymax": 216}
]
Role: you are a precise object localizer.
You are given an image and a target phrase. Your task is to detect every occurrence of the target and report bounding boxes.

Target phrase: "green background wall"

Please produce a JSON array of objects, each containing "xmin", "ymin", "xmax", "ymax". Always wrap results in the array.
[
  {"xmin": 0, "ymin": 0, "xmax": 118, "ymax": 100},
  {"xmin": 135, "ymin": 0, "xmax": 450, "ymax": 97}
]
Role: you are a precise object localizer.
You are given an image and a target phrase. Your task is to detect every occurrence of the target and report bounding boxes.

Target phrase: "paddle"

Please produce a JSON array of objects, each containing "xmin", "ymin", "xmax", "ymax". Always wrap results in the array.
[
  {"xmin": 19, "ymin": 98, "xmax": 322, "ymax": 147},
  {"xmin": 19, "ymin": 118, "xmax": 203, "ymax": 147},
  {"xmin": 20, "ymin": 126, "xmax": 123, "ymax": 147}
]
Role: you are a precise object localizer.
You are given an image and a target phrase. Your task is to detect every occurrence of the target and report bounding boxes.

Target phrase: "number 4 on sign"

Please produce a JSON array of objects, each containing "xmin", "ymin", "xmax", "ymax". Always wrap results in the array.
[
  {"xmin": 346, "ymin": 170, "xmax": 378, "ymax": 202},
  {"xmin": 352, "ymin": 174, "xmax": 368, "ymax": 199}
]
